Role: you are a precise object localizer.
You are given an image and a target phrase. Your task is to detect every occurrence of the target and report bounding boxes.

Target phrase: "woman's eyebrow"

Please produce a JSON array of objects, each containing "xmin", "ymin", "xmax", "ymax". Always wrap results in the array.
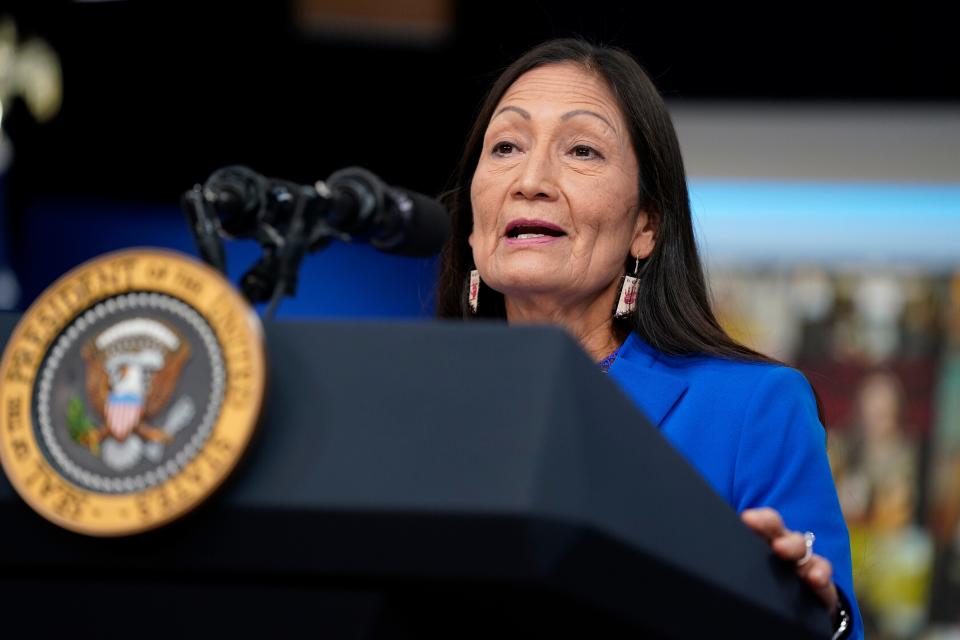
[
  {"xmin": 492, "ymin": 105, "xmax": 531, "ymax": 120},
  {"xmin": 561, "ymin": 109, "xmax": 615, "ymax": 131}
]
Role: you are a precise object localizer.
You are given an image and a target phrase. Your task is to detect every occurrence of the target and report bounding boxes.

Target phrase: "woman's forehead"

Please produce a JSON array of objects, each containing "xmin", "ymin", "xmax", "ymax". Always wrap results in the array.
[{"xmin": 495, "ymin": 63, "xmax": 624, "ymax": 126}]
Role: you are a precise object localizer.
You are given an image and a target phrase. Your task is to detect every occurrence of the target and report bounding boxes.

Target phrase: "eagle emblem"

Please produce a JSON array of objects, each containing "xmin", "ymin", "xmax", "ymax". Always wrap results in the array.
[
  {"xmin": 1, "ymin": 251, "xmax": 264, "ymax": 536},
  {"xmin": 71, "ymin": 318, "xmax": 191, "ymax": 456}
]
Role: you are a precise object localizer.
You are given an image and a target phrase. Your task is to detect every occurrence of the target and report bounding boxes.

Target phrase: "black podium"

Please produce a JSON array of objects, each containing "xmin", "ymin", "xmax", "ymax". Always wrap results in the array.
[{"xmin": 0, "ymin": 314, "xmax": 831, "ymax": 638}]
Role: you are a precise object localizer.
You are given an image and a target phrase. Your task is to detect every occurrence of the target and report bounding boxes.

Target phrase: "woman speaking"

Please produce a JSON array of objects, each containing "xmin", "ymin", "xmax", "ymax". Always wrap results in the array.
[{"xmin": 437, "ymin": 39, "xmax": 861, "ymax": 639}]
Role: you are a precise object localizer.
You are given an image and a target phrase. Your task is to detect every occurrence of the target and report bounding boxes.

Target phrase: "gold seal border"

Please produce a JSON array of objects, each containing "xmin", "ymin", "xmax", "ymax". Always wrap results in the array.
[{"xmin": 0, "ymin": 248, "xmax": 266, "ymax": 536}]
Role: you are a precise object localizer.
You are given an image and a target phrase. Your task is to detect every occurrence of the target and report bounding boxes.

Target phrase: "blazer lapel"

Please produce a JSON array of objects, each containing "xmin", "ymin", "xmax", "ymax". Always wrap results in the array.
[{"xmin": 608, "ymin": 338, "xmax": 689, "ymax": 428}]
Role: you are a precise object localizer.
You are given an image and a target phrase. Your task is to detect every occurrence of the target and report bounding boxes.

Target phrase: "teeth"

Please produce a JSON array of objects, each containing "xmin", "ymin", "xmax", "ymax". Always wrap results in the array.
[{"xmin": 516, "ymin": 233, "xmax": 546, "ymax": 239}]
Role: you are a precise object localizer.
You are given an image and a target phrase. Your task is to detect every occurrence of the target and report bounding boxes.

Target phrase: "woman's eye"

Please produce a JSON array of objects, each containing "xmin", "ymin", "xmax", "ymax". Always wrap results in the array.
[
  {"xmin": 493, "ymin": 142, "xmax": 516, "ymax": 156},
  {"xmin": 571, "ymin": 144, "xmax": 603, "ymax": 159}
]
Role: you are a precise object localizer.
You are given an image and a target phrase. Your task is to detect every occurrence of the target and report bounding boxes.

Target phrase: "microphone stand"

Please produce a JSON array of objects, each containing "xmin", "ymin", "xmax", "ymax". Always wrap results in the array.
[
  {"xmin": 262, "ymin": 185, "xmax": 313, "ymax": 322},
  {"xmin": 181, "ymin": 186, "xmax": 227, "ymax": 275},
  {"xmin": 181, "ymin": 177, "xmax": 340, "ymax": 322}
]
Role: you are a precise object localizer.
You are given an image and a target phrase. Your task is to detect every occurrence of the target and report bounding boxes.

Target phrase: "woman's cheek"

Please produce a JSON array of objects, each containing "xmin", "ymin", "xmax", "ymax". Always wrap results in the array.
[
  {"xmin": 470, "ymin": 226, "xmax": 494, "ymax": 259},
  {"xmin": 467, "ymin": 215, "xmax": 497, "ymax": 263},
  {"xmin": 470, "ymin": 198, "xmax": 500, "ymax": 253}
]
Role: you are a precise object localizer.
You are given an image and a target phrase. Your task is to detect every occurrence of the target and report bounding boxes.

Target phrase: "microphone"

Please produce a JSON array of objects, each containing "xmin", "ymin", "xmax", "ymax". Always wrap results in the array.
[
  {"xmin": 199, "ymin": 165, "xmax": 450, "ymax": 258},
  {"xmin": 200, "ymin": 165, "xmax": 270, "ymax": 240},
  {"xmin": 323, "ymin": 167, "xmax": 450, "ymax": 258}
]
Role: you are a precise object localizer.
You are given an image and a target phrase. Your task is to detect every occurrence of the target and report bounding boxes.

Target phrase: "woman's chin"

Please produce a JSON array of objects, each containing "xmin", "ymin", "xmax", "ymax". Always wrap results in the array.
[{"xmin": 485, "ymin": 271, "xmax": 569, "ymax": 298}]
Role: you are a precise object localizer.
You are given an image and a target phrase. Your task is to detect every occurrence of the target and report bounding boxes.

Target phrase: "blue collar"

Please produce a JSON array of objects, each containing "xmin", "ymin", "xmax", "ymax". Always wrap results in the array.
[{"xmin": 607, "ymin": 332, "xmax": 689, "ymax": 427}]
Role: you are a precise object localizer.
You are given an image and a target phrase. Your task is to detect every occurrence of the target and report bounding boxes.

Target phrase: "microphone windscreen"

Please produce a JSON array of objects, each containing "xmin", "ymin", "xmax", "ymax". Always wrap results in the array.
[{"xmin": 375, "ymin": 189, "xmax": 451, "ymax": 258}]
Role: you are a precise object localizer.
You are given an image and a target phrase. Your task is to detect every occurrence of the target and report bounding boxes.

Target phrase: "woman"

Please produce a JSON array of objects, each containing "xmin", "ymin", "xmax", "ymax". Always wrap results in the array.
[{"xmin": 437, "ymin": 39, "xmax": 861, "ymax": 638}]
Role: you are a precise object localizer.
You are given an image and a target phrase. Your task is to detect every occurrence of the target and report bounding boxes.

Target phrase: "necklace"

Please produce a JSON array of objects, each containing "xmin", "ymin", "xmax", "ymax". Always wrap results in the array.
[{"xmin": 598, "ymin": 346, "xmax": 621, "ymax": 373}]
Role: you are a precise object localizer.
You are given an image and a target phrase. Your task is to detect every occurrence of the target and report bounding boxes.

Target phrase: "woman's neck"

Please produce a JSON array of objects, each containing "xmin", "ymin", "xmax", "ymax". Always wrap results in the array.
[{"xmin": 503, "ymin": 280, "xmax": 625, "ymax": 362}]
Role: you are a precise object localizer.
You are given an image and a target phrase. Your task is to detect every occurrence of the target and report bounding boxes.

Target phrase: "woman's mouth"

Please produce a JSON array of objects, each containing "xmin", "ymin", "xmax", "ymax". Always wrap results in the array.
[{"xmin": 503, "ymin": 219, "xmax": 567, "ymax": 245}]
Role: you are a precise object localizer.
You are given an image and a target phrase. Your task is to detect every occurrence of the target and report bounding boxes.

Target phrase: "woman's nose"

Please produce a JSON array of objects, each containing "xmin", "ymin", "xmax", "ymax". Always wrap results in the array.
[{"xmin": 513, "ymin": 147, "xmax": 559, "ymax": 201}]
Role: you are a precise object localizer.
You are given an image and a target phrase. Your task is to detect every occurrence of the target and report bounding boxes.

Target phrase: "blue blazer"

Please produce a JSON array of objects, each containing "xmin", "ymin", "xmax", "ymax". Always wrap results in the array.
[{"xmin": 608, "ymin": 332, "xmax": 863, "ymax": 639}]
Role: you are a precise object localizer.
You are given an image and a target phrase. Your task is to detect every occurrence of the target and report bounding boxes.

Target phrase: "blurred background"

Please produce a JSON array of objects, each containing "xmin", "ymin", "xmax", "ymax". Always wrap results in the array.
[{"xmin": 1, "ymin": 2, "xmax": 957, "ymax": 637}]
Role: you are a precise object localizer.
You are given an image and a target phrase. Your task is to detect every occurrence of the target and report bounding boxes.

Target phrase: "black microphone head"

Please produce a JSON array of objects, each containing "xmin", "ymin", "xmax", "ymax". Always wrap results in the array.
[
  {"xmin": 324, "ymin": 167, "xmax": 384, "ymax": 234},
  {"xmin": 372, "ymin": 188, "xmax": 451, "ymax": 257},
  {"xmin": 203, "ymin": 165, "xmax": 267, "ymax": 238}
]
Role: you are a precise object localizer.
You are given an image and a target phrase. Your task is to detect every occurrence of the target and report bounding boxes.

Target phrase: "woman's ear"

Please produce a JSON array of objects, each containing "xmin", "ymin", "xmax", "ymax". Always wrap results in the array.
[{"xmin": 631, "ymin": 210, "xmax": 657, "ymax": 259}]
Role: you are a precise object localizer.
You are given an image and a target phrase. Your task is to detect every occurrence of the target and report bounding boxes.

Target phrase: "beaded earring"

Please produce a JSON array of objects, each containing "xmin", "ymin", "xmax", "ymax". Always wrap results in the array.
[
  {"xmin": 467, "ymin": 270, "xmax": 481, "ymax": 314},
  {"xmin": 614, "ymin": 256, "xmax": 641, "ymax": 319}
]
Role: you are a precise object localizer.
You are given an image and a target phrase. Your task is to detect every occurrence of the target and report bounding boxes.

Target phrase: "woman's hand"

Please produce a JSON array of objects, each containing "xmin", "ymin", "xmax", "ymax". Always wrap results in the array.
[{"xmin": 741, "ymin": 507, "xmax": 839, "ymax": 613}]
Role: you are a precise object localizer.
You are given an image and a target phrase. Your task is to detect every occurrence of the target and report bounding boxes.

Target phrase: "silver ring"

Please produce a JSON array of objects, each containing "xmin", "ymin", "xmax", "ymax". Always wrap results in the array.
[{"xmin": 797, "ymin": 531, "xmax": 816, "ymax": 567}]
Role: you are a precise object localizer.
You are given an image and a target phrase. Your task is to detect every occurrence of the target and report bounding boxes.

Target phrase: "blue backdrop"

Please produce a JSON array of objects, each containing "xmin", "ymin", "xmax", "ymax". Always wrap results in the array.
[{"xmin": 17, "ymin": 198, "xmax": 440, "ymax": 319}]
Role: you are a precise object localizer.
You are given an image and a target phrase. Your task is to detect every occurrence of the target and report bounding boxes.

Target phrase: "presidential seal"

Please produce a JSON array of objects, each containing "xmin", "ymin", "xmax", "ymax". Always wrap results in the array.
[{"xmin": 0, "ymin": 249, "xmax": 265, "ymax": 536}]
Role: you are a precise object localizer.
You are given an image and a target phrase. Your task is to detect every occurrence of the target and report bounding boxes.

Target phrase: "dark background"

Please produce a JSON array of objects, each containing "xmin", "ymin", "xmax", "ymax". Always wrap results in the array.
[{"xmin": 4, "ymin": 1, "xmax": 957, "ymax": 203}]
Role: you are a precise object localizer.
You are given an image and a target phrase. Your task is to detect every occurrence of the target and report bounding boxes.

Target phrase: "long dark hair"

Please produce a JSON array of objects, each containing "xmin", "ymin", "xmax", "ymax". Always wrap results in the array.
[{"xmin": 436, "ymin": 38, "xmax": 775, "ymax": 366}]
